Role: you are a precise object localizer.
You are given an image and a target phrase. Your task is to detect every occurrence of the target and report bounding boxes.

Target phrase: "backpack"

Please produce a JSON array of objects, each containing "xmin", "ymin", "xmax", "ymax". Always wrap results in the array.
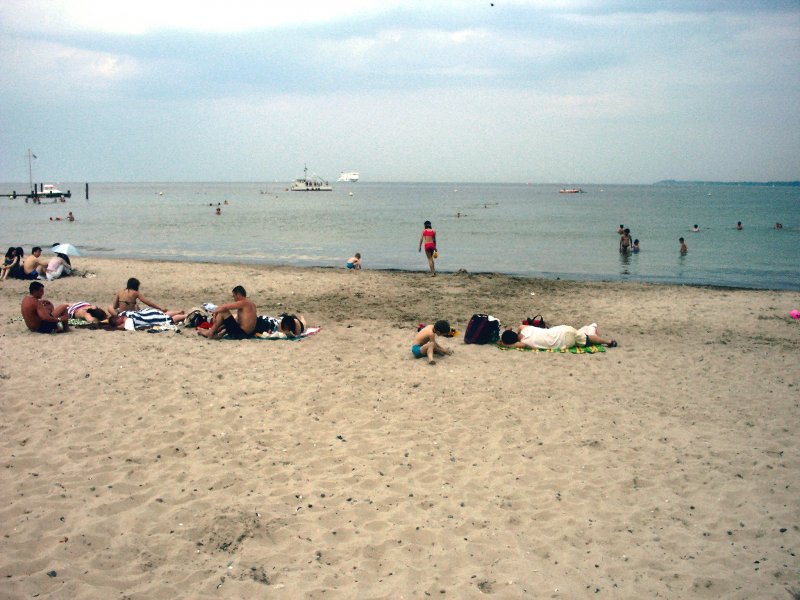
[{"xmin": 464, "ymin": 314, "xmax": 501, "ymax": 344}]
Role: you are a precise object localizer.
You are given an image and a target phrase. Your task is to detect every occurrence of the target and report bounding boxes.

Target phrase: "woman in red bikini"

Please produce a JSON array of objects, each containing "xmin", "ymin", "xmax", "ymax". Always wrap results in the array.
[{"xmin": 418, "ymin": 220, "xmax": 437, "ymax": 276}]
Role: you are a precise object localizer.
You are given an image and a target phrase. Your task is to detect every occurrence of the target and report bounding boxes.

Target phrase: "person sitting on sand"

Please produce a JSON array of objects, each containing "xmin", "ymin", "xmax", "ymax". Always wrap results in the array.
[
  {"xmin": 21, "ymin": 281, "xmax": 69, "ymax": 333},
  {"xmin": 498, "ymin": 322, "xmax": 617, "ymax": 350},
  {"xmin": 198, "ymin": 285, "xmax": 257, "ymax": 339},
  {"xmin": 66, "ymin": 301, "xmax": 108, "ymax": 324},
  {"xmin": 22, "ymin": 246, "xmax": 47, "ymax": 279},
  {"xmin": 412, "ymin": 320, "xmax": 453, "ymax": 364},
  {"xmin": 346, "ymin": 253, "xmax": 362, "ymax": 270},
  {"xmin": 105, "ymin": 307, "xmax": 187, "ymax": 330},
  {"xmin": 109, "ymin": 277, "xmax": 167, "ymax": 316},
  {"xmin": 1, "ymin": 247, "xmax": 19, "ymax": 280},
  {"xmin": 46, "ymin": 252, "xmax": 72, "ymax": 281}
]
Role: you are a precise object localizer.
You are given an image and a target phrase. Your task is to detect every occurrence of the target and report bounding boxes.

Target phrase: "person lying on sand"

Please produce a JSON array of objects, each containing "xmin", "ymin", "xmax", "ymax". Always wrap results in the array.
[
  {"xmin": 198, "ymin": 285, "xmax": 257, "ymax": 339},
  {"xmin": 279, "ymin": 313, "xmax": 307, "ymax": 337},
  {"xmin": 498, "ymin": 322, "xmax": 617, "ymax": 350},
  {"xmin": 105, "ymin": 307, "xmax": 187, "ymax": 330},
  {"xmin": 412, "ymin": 320, "xmax": 453, "ymax": 364},
  {"xmin": 67, "ymin": 301, "xmax": 108, "ymax": 325},
  {"xmin": 21, "ymin": 281, "xmax": 69, "ymax": 333}
]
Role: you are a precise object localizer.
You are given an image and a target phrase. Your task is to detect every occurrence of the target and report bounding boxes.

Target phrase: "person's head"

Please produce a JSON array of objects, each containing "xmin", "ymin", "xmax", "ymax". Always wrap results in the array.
[
  {"xmin": 633, "ymin": 239, "xmax": 639, "ymax": 245},
  {"xmin": 15, "ymin": 247, "xmax": 24, "ymax": 258},
  {"xmin": 32, "ymin": 246, "xmax": 42, "ymax": 256},
  {"xmin": 126, "ymin": 277, "xmax": 140, "ymax": 290},
  {"xmin": 232, "ymin": 285, "xmax": 246, "ymax": 298},
  {"xmin": 693, "ymin": 224, "xmax": 698, "ymax": 228},
  {"xmin": 56, "ymin": 252, "xmax": 70, "ymax": 263},
  {"xmin": 87, "ymin": 307, "xmax": 107, "ymax": 321},
  {"xmin": 280, "ymin": 314, "xmax": 300, "ymax": 335},
  {"xmin": 5, "ymin": 247, "xmax": 14, "ymax": 259},
  {"xmin": 29, "ymin": 281, "xmax": 44, "ymax": 297},
  {"xmin": 107, "ymin": 315, "xmax": 124, "ymax": 328},
  {"xmin": 501, "ymin": 330, "xmax": 519, "ymax": 345},
  {"xmin": 679, "ymin": 237, "xmax": 685, "ymax": 243},
  {"xmin": 737, "ymin": 221, "xmax": 742, "ymax": 226},
  {"xmin": 624, "ymin": 228, "xmax": 630, "ymax": 235},
  {"xmin": 433, "ymin": 320, "xmax": 450, "ymax": 335},
  {"xmin": 424, "ymin": 220, "xmax": 432, "ymax": 228},
  {"xmin": 355, "ymin": 253, "xmax": 361, "ymax": 259}
]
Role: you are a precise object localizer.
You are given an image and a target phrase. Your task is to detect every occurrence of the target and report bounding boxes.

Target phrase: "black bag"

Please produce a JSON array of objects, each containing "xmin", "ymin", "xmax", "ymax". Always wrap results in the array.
[
  {"xmin": 524, "ymin": 314, "xmax": 547, "ymax": 328},
  {"xmin": 464, "ymin": 314, "xmax": 501, "ymax": 344}
]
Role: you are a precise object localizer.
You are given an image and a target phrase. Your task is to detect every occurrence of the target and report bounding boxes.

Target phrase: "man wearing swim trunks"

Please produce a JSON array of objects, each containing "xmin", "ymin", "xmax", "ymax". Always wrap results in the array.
[
  {"xmin": 21, "ymin": 281, "xmax": 69, "ymax": 333},
  {"xmin": 198, "ymin": 285, "xmax": 257, "ymax": 339}
]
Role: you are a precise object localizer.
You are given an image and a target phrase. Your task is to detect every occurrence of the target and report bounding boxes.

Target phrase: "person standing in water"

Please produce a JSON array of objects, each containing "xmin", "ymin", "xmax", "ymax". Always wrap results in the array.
[{"xmin": 418, "ymin": 220, "xmax": 438, "ymax": 276}]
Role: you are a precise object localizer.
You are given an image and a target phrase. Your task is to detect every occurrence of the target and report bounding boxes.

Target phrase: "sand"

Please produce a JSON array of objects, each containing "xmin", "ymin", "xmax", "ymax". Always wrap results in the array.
[{"xmin": 1, "ymin": 257, "xmax": 798, "ymax": 599}]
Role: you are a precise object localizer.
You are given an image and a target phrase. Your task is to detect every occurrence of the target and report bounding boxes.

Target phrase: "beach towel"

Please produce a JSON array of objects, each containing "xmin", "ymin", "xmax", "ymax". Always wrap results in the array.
[
  {"xmin": 251, "ymin": 326, "xmax": 321, "ymax": 340},
  {"xmin": 497, "ymin": 343, "xmax": 605, "ymax": 354}
]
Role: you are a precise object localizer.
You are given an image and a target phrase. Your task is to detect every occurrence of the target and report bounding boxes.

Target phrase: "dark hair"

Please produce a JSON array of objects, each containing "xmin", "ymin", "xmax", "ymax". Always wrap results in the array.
[
  {"xmin": 679, "ymin": 237, "xmax": 685, "ymax": 243},
  {"xmin": 232, "ymin": 285, "xmax": 247, "ymax": 297},
  {"xmin": 355, "ymin": 253, "xmax": 361, "ymax": 258},
  {"xmin": 15, "ymin": 247, "xmax": 23, "ymax": 257},
  {"xmin": 29, "ymin": 281, "xmax": 44, "ymax": 293},
  {"xmin": 87, "ymin": 307, "xmax": 107, "ymax": 320},
  {"xmin": 126, "ymin": 277, "xmax": 140, "ymax": 290},
  {"xmin": 424, "ymin": 221, "xmax": 432, "ymax": 228},
  {"xmin": 108, "ymin": 315, "xmax": 124, "ymax": 328},
  {"xmin": 433, "ymin": 320, "xmax": 450, "ymax": 334},
  {"xmin": 32, "ymin": 246, "xmax": 42, "ymax": 253},
  {"xmin": 57, "ymin": 252, "xmax": 71, "ymax": 265},
  {"xmin": 280, "ymin": 314, "xmax": 299, "ymax": 335},
  {"xmin": 5, "ymin": 247, "xmax": 13, "ymax": 260},
  {"xmin": 501, "ymin": 330, "xmax": 519, "ymax": 345},
  {"xmin": 633, "ymin": 239, "xmax": 639, "ymax": 244}
]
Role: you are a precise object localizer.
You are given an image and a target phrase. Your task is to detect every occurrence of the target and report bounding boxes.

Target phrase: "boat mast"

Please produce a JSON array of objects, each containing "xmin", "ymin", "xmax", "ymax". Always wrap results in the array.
[{"xmin": 27, "ymin": 149, "xmax": 35, "ymax": 193}]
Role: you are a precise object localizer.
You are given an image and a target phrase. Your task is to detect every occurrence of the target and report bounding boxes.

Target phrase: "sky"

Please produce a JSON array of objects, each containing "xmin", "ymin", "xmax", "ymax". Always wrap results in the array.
[{"xmin": 0, "ymin": 0, "xmax": 798, "ymax": 184}]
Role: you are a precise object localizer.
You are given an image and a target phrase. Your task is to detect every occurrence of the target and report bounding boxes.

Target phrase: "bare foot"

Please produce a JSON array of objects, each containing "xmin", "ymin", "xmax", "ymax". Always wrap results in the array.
[{"xmin": 428, "ymin": 359, "xmax": 436, "ymax": 365}]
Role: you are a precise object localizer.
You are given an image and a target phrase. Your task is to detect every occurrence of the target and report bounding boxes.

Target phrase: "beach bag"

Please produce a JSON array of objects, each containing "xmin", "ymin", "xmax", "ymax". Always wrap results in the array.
[
  {"xmin": 524, "ymin": 314, "xmax": 547, "ymax": 328},
  {"xmin": 464, "ymin": 314, "xmax": 500, "ymax": 344}
]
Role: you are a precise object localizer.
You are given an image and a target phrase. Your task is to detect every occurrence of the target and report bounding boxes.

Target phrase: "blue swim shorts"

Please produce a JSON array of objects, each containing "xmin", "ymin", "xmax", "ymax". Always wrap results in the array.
[{"xmin": 411, "ymin": 344, "xmax": 424, "ymax": 358}]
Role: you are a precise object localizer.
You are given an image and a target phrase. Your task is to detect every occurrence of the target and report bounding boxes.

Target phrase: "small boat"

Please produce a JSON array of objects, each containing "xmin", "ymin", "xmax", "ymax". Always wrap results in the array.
[
  {"xmin": 559, "ymin": 188, "xmax": 584, "ymax": 194},
  {"xmin": 337, "ymin": 171, "xmax": 360, "ymax": 182},
  {"xmin": 39, "ymin": 184, "xmax": 70, "ymax": 199},
  {"xmin": 291, "ymin": 165, "xmax": 332, "ymax": 191}
]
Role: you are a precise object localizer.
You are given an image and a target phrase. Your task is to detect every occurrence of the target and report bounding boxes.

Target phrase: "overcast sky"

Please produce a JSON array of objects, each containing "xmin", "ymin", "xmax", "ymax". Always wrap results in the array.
[{"xmin": 1, "ymin": 0, "xmax": 798, "ymax": 184}]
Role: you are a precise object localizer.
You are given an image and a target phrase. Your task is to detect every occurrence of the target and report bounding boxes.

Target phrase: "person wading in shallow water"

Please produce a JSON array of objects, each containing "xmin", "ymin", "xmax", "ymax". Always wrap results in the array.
[{"xmin": 418, "ymin": 220, "xmax": 438, "ymax": 276}]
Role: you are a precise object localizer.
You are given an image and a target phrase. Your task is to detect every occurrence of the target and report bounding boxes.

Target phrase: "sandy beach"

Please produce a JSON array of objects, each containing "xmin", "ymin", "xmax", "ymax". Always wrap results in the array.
[{"xmin": 1, "ymin": 257, "xmax": 798, "ymax": 599}]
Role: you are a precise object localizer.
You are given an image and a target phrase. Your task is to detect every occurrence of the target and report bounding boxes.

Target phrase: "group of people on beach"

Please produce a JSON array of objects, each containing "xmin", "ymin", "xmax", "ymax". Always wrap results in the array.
[
  {"xmin": 411, "ymin": 318, "xmax": 618, "ymax": 365},
  {"xmin": 2, "ymin": 245, "xmax": 73, "ymax": 282},
  {"xmin": 20, "ymin": 277, "xmax": 306, "ymax": 340}
]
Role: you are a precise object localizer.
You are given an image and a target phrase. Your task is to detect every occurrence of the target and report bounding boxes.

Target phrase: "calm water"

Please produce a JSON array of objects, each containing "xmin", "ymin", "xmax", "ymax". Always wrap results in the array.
[{"xmin": 1, "ymin": 181, "xmax": 798, "ymax": 290}]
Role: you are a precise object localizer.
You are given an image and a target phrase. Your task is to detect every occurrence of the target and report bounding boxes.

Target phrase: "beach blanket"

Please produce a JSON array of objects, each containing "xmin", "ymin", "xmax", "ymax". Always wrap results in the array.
[
  {"xmin": 251, "ymin": 326, "xmax": 321, "ymax": 340},
  {"xmin": 497, "ymin": 343, "xmax": 605, "ymax": 354}
]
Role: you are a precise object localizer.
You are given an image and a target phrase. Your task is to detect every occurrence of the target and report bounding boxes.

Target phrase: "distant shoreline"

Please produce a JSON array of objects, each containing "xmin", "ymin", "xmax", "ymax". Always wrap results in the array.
[{"xmin": 655, "ymin": 179, "xmax": 799, "ymax": 187}]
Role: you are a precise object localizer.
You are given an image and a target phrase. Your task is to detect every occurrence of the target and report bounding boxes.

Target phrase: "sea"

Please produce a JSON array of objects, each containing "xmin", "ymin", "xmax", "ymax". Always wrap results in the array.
[{"xmin": 1, "ymin": 181, "xmax": 798, "ymax": 291}]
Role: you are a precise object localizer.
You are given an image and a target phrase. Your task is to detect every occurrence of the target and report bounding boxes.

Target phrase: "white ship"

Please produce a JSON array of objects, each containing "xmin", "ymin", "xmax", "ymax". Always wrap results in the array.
[
  {"xmin": 290, "ymin": 165, "xmax": 332, "ymax": 191},
  {"xmin": 337, "ymin": 171, "xmax": 360, "ymax": 182}
]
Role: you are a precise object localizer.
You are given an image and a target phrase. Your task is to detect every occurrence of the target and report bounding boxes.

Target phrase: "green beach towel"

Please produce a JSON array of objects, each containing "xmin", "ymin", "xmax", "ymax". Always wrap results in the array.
[{"xmin": 496, "ymin": 343, "xmax": 605, "ymax": 354}]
